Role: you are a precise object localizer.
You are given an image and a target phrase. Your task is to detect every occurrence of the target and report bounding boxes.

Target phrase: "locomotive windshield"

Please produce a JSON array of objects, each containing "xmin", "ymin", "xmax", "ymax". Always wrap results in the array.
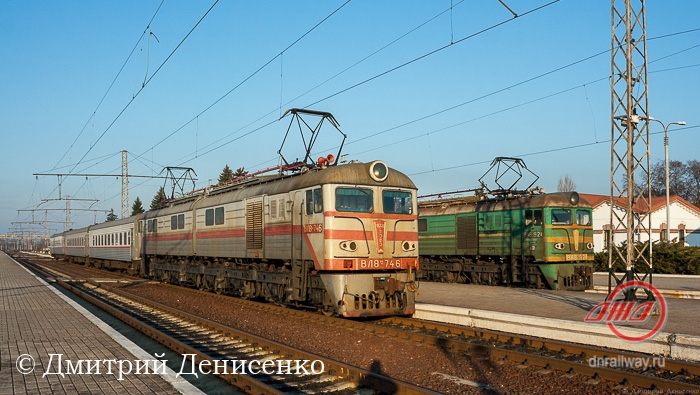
[
  {"xmin": 577, "ymin": 209, "xmax": 591, "ymax": 226},
  {"xmin": 382, "ymin": 190, "xmax": 413, "ymax": 214},
  {"xmin": 551, "ymin": 209, "xmax": 572, "ymax": 225},
  {"xmin": 336, "ymin": 187, "xmax": 373, "ymax": 212}
]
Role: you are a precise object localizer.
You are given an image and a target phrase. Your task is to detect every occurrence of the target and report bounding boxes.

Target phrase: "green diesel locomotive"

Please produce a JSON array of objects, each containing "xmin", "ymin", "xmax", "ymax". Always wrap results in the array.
[{"xmin": 417, "ymin": 191, "xmax": 594, "ymax": 290}]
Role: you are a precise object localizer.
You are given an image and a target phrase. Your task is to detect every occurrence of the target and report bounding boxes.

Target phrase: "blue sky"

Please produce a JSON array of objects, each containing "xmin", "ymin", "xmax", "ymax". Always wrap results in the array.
[{"xmin": 1, "ymin": 0, "xmax": 698, "ymax": 235}]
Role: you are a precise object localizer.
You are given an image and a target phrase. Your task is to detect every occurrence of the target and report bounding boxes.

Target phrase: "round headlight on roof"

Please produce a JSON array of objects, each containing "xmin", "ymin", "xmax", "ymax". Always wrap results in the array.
[
  {"xmin": 369, "ymin": 161, "xmax": 389, "ymax": 182},
  {"xmin": 569, "ymin": 192, "xmax": 580, "ymax": 206}
]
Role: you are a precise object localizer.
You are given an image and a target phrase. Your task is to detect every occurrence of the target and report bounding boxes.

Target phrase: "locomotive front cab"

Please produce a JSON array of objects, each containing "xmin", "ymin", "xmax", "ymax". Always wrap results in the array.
[
  {"xmin": 539, "ymin": 192, "xmax": 594, "ymax": 290},
  {"xmin": 319, "ymin": 161, "xmax": 419, "ymax": 317}
]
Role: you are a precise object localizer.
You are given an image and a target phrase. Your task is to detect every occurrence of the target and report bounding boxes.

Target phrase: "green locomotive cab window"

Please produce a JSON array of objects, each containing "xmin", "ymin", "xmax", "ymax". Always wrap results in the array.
[
  {"xmin": 525, "ymin": 210, "xmax": 543, "ymax": 226},
  {"xmin": 576, "ymin": 209, "xmax": 591, "ymax": 226},
  {"xmin": 382, "ymin": 190, "xmax": 413, "ymax": 214},
  {"xmin": 336, "ymin": 187, "xmax": 373, "ymax": 212},
  {"xmin": 551, "ymin": 209, "xmax": 572, "ymax": 225}
]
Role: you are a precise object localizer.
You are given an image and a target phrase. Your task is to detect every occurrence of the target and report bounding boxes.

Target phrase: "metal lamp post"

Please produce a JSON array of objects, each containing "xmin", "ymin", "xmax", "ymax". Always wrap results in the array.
[{"xmin": 648, "ymin": 118, "xmax": 686, "ymax": 242}]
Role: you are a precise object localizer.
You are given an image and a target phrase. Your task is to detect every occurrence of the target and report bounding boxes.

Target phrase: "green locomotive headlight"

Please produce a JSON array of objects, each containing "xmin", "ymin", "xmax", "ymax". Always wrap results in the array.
[{"xmin": 569, "ymin": 192, "xmax": 580, "ymax": 205}]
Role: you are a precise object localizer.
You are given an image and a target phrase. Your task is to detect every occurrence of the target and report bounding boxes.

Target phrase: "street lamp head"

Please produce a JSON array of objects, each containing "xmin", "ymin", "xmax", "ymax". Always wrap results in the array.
[{"xmin": 676, "ymin": 121, "xmax": 686, "ymax": 126}]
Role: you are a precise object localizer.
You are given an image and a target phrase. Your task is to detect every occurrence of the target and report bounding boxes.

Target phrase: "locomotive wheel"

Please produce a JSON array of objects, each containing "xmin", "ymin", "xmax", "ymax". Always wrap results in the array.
[{"xmin": 321, "ymin": 292, "xmax": 335, "ymax": 316}]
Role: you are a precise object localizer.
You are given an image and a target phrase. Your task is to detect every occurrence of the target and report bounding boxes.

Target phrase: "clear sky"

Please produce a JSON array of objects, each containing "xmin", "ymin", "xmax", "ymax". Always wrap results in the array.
[{"xmin": 1, "ymin": 0, "xmax": 698, "ymax": 236}]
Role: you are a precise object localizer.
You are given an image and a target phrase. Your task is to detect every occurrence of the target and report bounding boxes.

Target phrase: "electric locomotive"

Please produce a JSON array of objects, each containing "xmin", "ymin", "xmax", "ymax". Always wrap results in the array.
[
  {"xmin": 141, "ymin": 159, "xmax": 419, "ymax": 317},
  {"xmin": 417, "ymin": 190, "xmax": 594, "ymax": 290},
  {"xmin": 50, "ymin": 109, "xmax": 419, "ymax": 317}
]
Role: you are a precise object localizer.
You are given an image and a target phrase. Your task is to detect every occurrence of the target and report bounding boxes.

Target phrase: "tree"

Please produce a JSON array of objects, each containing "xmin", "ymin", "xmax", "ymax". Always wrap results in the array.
[
  {"xmin": 218, "ymin": 165, "xmax": 234, "ymax": 185},
  {"xmin": 106, "ymin": 209, "xmax": 118, "ymax": 222},
  {"xmin": 650, "ymin": 159, "xmax": 700, "ymax": 207},
  {"xmin": 233, "ymin": 167, "xmax": 248, "ymax": 178},
  {"xmin": 557, "ymin": 174, "xmax": 576, "ymax": 192},
  {"xmin": 150, "ymin": 187, "xmax": 167, "ymax": 210},
  {"xmin": 131, "ymin": 196, "xmax": 145, "ymax": 215}
]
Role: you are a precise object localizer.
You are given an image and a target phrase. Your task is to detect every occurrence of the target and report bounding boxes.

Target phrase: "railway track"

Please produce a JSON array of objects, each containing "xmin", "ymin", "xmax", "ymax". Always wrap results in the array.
[
  {"xmin": 18, "ymin": 253, "xmax": 700, "ymax": 393},
  {"xmin": 17, "ymin": 255, "xmax": 438, "ymax": 395},
  {"xmin": 116, "ymin": 281, "xmax": 700, "ymax": 393}
]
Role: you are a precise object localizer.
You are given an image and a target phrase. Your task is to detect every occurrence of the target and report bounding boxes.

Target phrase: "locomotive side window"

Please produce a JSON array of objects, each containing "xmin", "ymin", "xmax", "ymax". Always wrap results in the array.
[
  {"xmin": 205, "ymin": 209, "xmax": 214, "ymax": 226},
  {"xmin": 171, "ymin": 216, "xmax": 178, "ymax": 230},
  {"xmin": 382, "ymin": 190, "xmax": 413, "ymax": 214},
  {"xmin": 418, "ymin": 218, "xmax": 428, "ymax": 232},
  {"xmin": 215, "ymin": 207, "xmax": 225, "ymax": 225},
  {"xmin": 178, "ymin": 214, "xmax": 185, "ymax": 229},
  {"xmin": 306, "ymin": 188, "xmax": 323, "ymax": 215},
  {"xmin": 551, "ymin": 209, "xmax": 572, "ymax": 225},
  {"xmin": 576, "ymin": 210, "xmax": 591, "ymax": 226},
  {"xmin": 314, "ymin": 188, "xmax": 323, "ymax": 213},
  {"xmin": 336, "ymin": 188, "xmax": 373, "ymax": 212}
]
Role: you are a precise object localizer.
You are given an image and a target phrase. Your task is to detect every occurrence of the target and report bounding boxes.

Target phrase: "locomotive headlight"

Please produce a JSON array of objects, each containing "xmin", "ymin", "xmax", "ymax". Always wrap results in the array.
[
  {"xmin": 401, "ymin": 241, "xmax": 416, "ymax": 252},
  {"xmin": 369, "ymin": 160, "xmax": 389, "ymax": 182},
  {"xmin": 586, "ymin": 242, "xmax": 594, "ymax": 249},
  {"xmin": 340, "ymin": 241, "xmax": 358, "ymax": 252},
  {"xmin": 554, "ymin": 242, "xmax": 565, "ymax": 250},
  {"xmin": 569, "ymin": 192, "xmax": 580, "ymax": 205}
]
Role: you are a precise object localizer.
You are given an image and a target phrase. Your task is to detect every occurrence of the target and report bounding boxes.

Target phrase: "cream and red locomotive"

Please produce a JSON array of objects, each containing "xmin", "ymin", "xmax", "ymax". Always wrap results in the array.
[{"xmin": 50, "ymin": 110, "xmax": 419, "ymax": 317}]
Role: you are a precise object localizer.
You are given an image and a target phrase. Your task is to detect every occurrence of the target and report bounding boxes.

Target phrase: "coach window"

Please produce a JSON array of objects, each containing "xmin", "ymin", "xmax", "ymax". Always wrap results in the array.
[
  {"xmin": 171, "ymin": 215, "xmax": 178, "ymax": 230},
  {"xmin": 336, "ymin": 188, "xmax": 373, "ymax": 212},
  {"xmin": 551, "ymin": 209, "xmax": 572, "ymax": 225},
  {"xmin": 120, "ymin": 233, "xmax": 123, "ymax": 245},
  {"xmin": 178, "ymin": 214, "xmax": 185, "ymax": 229},
  {"xmin": 215, "ymin": 207, "xmax": 225, "ymax": 225},
  {"xmin": 383, "ymin": 190, "xmax": 412, "ymax": 214},
  {"xmin": 205, "ymin": 209, "xmax": 214, "ymax": 226}
]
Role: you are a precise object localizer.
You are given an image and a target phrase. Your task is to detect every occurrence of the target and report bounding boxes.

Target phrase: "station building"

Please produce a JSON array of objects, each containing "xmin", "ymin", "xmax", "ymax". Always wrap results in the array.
[{"xmin": 580, "ymin": 193, "xmax": 700, "ymax": 253}]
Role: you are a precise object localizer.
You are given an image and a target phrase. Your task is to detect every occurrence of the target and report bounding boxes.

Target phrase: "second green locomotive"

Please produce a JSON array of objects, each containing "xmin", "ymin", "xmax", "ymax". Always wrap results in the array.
[{"xmin": 417, "ymin": 191, "xmax": 594, "ymax": 290}]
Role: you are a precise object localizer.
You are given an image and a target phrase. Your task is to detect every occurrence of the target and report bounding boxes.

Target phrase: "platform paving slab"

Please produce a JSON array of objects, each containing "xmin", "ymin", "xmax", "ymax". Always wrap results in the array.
[{"xmin": 0, "ymin": 252, "xmax": 203, "ymax": 395}]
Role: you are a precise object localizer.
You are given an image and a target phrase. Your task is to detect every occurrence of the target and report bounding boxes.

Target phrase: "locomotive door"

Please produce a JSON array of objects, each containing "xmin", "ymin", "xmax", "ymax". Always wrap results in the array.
[
  {"xmin": 292, "ymin": 191, "xmax": 305, "ymax": 260},
  {"xmin": 523, "ymin": 209, "xmax": 543, "ymax": 259}
]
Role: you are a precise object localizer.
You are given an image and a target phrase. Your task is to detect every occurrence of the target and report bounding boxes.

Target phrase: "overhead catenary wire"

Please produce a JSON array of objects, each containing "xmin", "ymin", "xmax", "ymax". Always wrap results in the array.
[
  {"xmin": 52, "ymin": 0, "xmax": 166, "ymax": 172},
  {"xmin": 175, "ymin": 0, "xmax": 558, "ymax": 169},
  {"xmin": 67, "ymin": 0, "xmax": 221, "ymax": 175},
  {"xmin": 39, "ymin": 3, "xmax": 699, "ymax": 221}
]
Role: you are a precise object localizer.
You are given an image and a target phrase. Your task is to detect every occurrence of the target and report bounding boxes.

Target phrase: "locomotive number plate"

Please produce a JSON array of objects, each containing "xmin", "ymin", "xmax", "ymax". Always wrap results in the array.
[
  {"xmin": 303, "ymin": 223, "xmax": 324, "ymax": 233},
  {"xmin": 565, "ymin": 254, "xmax": 588, "ymax": 261},
  {"xmin": 360, "ymin": 259, "xmax": 402, "ymax": 269}
]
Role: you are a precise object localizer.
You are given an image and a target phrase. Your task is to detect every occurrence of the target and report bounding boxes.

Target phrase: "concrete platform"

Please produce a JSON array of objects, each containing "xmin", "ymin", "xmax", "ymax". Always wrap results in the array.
[
  {"xmin": 415, "ymin": 277, "xmax": 700, "ymax": 361},
  {"xmin": 0, "ymin": 252, "xmax": 202, "ymax": 395}
]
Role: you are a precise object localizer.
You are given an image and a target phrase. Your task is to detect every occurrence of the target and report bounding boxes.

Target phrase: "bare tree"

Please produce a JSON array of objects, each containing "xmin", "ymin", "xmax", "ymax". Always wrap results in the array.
[
  {"xmin": 557, "ymin": 174, "xmax": 577, "ymax": 192},
  {"xmin": 651, "ymin": 159, "xmax": 700, "ymax": 207}
]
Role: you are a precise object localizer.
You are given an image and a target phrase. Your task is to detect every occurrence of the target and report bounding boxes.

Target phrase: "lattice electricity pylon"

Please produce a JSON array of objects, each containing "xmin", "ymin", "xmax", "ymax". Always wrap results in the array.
[
  {"xmin": 278, "ymin": 108, "xmax": 346, "ymax": 171},
  {"xmin": 121, "ymin": 150, "xmax": 129, "ymax": 218},
  {"xmin": 609, "ymin": 0, "xmax": 653, "ymax": 299},
  {"xmin": 162, "ymin": 167, "xmax": 197, "ymax": 200},
  {"xmin": 477, "ymin": 157, "xmax": 539, "ymax": 196}
]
